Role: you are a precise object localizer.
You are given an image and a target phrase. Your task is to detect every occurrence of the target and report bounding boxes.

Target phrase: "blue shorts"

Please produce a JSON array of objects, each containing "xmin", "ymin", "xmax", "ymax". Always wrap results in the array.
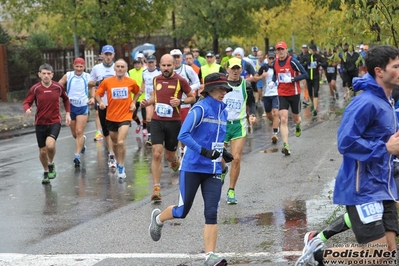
[
  {"xmin": 262, "ymin": 96, "xmax": 279, "ymax": 113},
  {"xmin": 70, "ymin": 105, "xmax": 89, "ymax": 120}
]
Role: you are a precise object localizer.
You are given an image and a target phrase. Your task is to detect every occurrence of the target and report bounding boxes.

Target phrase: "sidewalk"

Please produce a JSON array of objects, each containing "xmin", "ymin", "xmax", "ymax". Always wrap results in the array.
[{"xmin": 0, "ymin": 101, "xmax": 34, "ymax": 133}]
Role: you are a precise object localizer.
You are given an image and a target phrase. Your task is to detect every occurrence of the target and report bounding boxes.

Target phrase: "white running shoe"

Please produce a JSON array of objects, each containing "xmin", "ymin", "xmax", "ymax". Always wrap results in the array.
[{"xmin": 108, "ymin": 155, "xmax": 117, "ymax": 169}]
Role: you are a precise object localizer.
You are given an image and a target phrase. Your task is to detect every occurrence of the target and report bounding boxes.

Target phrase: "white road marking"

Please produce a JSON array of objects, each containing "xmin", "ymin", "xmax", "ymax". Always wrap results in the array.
[{"xmin": 0, "ymin": 251, "xmax": 302, "ymax": 265}]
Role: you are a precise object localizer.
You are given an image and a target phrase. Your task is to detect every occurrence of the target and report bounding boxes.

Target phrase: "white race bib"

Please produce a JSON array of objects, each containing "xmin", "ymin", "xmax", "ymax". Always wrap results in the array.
[
  {"xmin": 278, "ymin": 73, "xmax": 292, "ymax": 83},
  {"xmin": 111, "ymin": 87, "xmax": 129, "ymax": 99},
  {"xmin": 327, "ymin": 67, "xmax": 335, "ymax": 73},
  {"xmin": 69, "ymin": 97, "xmax": 86, "ymax": 107},
  {"xmin": 355, "ymin": 201, "xmax": 383, "ymax": 224},
  {"xmin": 226, "ymin": 99, "xmax": 242, "ymax": 111},
  {"xmin": 212, "ymin": 142, "xmax": 224, "ymax": 162},
  {"xmin": 155, "ymin": 103, "xmax": 173, "ymax": 117}
]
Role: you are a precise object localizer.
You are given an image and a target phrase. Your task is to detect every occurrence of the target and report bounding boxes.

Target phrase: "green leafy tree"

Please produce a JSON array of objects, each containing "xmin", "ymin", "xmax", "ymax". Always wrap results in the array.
[
  {"xmin": 0, "ymin": 24, "xmax": 10, "ymax": 44},
  {"xmin": 0, "ymin": 0, "xmax": 172, "ymax": 50},
  {"xmin": 173, "ymin": 0, "xmax": 288, "ymax": 53}
]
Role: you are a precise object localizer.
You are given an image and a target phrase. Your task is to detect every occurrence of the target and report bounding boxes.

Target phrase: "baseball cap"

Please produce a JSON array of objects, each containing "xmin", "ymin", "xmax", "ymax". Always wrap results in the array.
[
  {"xmin": 288, "ymin": 48, "xmax": 293, "ymax": 53},
  {"xmin": 268, "ymin": 52, "xmax": 276, "ymax": 59},
  {"xmin": 170, "ymin": 49, "xmax": 182, "ymax": 56},
  {"xmin": 302, "ymin": 44, "xmax": 308, "ymax": 48},
  {"xmin": 227, "ymin": 57, "xmax": 242, "ymax": 68},
  {"xmin": 276, "ymin": 42, "xmax": 288, "ymax": 49},
  {"xmin": 97, "ymin": 55, "xmax": 104, "ymax": 61},
  {"xmin": 147, "ymin": 55, "xmax": 156, "ymax": 62},
  {"xmin": 202, "ymin": 73, "xmax": 232, "ymax": 95},
  {"xmin": 251, "ymin": 46, "xmax": 259, "ymax": 52},
  {"xmin": 309, "ymin": 44, "xmax": 317, "ymax": 51},
  {"xmin": 206, "ymin": 51, "xmax": 215, "ymax": 57},
  {"xmin": 225, "ymin": 47, "xmax": 233, "ymax": 52},
  {"xmin": 102, "ymin": 45, "xmax": 115, "ymax": 54},
  {"xmin": 136, "ymin": 53, "xmax": 144, "ymax": 58},
  {"xmin": 269, "ymin": 46, "xmax": 275, "ymax": 51},
  {"xmin": 215, "ymin": 54, "xmax": 221, "ymax": 59},
  {"xmin": 73, "ymin": 57, "xmax": 85, "ymax": 65}
]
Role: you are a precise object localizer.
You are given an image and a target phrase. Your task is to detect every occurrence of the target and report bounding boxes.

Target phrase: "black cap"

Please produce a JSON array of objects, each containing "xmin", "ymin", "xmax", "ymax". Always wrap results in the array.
[
  {"xmin": 309, "ymin": 44, "xmax": 317, "ymax": 51},
  {"xmin": 268, "ymin": 46, "xmax": 275, "ymax": 51},
  {"xmin": 147, "ymin": 55, "xmax": 156, "ymax": 62},
  {"xmin": 252, "ymin": 46, "xmax": 259, "ymax": 52},
  {"xmin": 206, "ymin": 51, "xmax": 215, "ymax": 57},
  {"xmin": 268, "ymin": 52, "xmax": 276, "ymax": 59},
  {"xmin": 215, "ymin": 54, "xmax": 221, "ymax": 59},
  {"xmin": 202, "ymin": 73, "xmax": 232, "ymax": 95}
]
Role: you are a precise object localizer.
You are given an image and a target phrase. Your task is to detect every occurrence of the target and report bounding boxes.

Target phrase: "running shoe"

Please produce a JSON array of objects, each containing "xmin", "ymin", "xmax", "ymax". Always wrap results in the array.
[
  {"xmin": 108, "ymin": 155, "xmax": 117, "ymax": 169},
  {"xmin": 142, "ymin": 128, "xmax": 148, "ymax": 136},
  {"xmin": 295, "ymin": 124, "xmax": 302, "ymax": 137},
  {"xmin": 135, "ymin": 124, "xmax": 141, "ymax": 134},
  {"xmin": 170, "ymin": 159, "xmax": 180, "ymax": 172},
  {"xmin": 151, "ymin": 185, "xmax": 162, "ymax": 201},
  {"xmin": 48, "ymin": 163, "xmax": 56, "ymax": 179},
  {"xmin": 294, "ymin": 237, "xmax": 325, "ymax": 266},
  {"xmin": 73, "ymin": 155, "xmax": 81, "ymax": 168},
  {"xmin": 145, "ymin": 137, "xmax": 152, "ymax": 147},
  {"xmin": 204, "ymin": 253, "xmax": 227, "ymax": 266},
  {"xmin": 81, "ymin": 135, "xmax": 86, "ymax": 154},
  {"xmin": 312, "ymin": 110, "xmax": 318, "ymax": 117},
  {"xmin": 221, "ymin": 166, "xmax": 229, "ymax": 184},
  {"xmin": 302, "ymin": 231, "xmax": 319, "ymax": 253},
  {"xmin": 118, "ymin": 165, "xmax": 126, "ymax": 179},
  {"xmin": 149, "ymin": 208, "xmax": 163, "ymax": 241},
  {"xmin": 271, "ymin": 134, "xmax": 278, "ymax": 144},
  {"xmin": 93, "ymin": 131, "xmax": 103, "ymax": 141},
  {"xmin": 335, "ymin": 91, "xmax": 339, "ymax": 100},
  {"xmin": 281, "ymin": 143, "xmax": 291, "ymax": 156},
  {"xmin": 42, "ymin": 172, "xmax": 50, "ymax": 184},
  {"xmin": 226, "ymin": 189, "xmax": 237, "ymax": 204}
]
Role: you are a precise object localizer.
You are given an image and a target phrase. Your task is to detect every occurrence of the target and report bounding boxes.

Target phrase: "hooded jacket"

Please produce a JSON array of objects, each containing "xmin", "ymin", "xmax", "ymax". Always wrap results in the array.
[{"xmin": 333, "ymin": 73, "xmax": 398, "ymax": 205}]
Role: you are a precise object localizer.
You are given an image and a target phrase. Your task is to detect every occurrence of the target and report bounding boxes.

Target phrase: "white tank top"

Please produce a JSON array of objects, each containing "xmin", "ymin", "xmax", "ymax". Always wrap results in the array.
[{"xmin": 66, "ymin": 71, "xmax": 90, "ymax": 107}]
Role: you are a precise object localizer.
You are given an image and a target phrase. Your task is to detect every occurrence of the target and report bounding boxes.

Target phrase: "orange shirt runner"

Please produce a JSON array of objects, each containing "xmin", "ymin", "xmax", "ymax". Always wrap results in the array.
[{"xmin": 96, "ymin": 76, "xmax": 140, "ymax": 122}]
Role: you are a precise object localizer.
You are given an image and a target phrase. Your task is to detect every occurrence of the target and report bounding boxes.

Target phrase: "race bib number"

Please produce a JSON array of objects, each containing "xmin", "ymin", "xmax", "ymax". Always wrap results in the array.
[
  {"xmin": 226, "ymin": 99, "xmax": 242, "ymax": 110},
  {"xmin": 111, "ymin": 87, "xmax": 128, "ymax": 99},
  {"xmin": 355, "ymin": 201, "xmax": 383, "ymax": 224},
  {"xmin": 155, "ymin": 103, "xmax": 173, "ymax": 117},
  {"xmin": 212, "ymin": 142, "xmax": 224, "ymax": 162},
  {"xmin": 69, "ymin": 98, "xmax": 85, "ymax": 106},
  {"xmin": 278, "ymin": 73, "xmax": 292, "ymax": 83},
  {"xmin": 327, "ymin": 67, "xmax": 335, "ymax": 73},
  {"xmin": 308, "ymin": 61, "xmax": 317, "ymax": 69}
]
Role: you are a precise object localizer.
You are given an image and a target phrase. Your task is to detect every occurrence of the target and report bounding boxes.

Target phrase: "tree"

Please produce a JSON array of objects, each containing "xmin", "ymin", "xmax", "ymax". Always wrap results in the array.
[
  {"xmin": 172, "ymin": 0, "xmax": 284, "ymax": 53},
  {"xmin": 0, "ymin": 24, "xmax": 10, "ymax": 44},
  {"xmin": 0, "ymin": 0, "xmax": 172, "ymax": 50}
]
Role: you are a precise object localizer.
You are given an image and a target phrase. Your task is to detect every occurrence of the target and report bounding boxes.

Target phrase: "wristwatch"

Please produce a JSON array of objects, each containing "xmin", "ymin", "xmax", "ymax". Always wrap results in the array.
[
  {"xmin": 180, "ymin": 99, "xmax": 185, "ymax": 105},
  {"xmin": 291, "ymin": 77, "xmax": 295, "ymax": 82}
]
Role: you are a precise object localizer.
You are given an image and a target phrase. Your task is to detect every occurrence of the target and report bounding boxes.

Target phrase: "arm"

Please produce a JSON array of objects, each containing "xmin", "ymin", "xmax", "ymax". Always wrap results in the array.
[
  {"xmin": 291, "ymin": 58, "xmax": 309, "ymax": 81},
  {"xmin": 245, "ymin": 64, "xmax": 256, "ymax": 82},
  {"xmin": 245, "ymin": 80, "xmax": 256, "ymax": 115},
  {"xmin": 254, "ymin": 65, "xmax": 269, "ymax": 82},
  {"xmin": 186, "ymin": 66, "xmax": 201, "ymax": 92},
  {"xmin": 60, "ymin": 85, "xmax": 71, "ymax": 126},
  {"xmin": 23, "ymin": 88, "xmax": 35, "ymax": 115},
  {"xmin": 178, "ymin": 106, "xmax": 204, "ymax": 153},
  {"xmin": 58, "ymin": 73, "xmax": 67, "ymax": 86},
  {"xmin": 94, "ymin": 81, "xmax": 106, "ymax": 109}
]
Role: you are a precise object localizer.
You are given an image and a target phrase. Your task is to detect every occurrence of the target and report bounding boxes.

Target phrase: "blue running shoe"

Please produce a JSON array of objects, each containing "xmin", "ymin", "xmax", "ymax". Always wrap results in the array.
[{"xmin": 73, "ymin": 155, "xmax": 81, "ymax": 167}]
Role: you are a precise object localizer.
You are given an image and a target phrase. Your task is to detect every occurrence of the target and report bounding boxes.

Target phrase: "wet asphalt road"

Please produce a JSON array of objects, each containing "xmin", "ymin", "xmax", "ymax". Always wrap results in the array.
[{"xmin": 0, "ymin": 82, "xmax": 355, "ymax": 265}]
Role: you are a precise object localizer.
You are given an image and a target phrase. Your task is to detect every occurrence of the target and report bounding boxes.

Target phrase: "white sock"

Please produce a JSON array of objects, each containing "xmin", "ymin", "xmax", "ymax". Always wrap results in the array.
[
  {"xmin": 205, "ymin": 252, "xmax": 214, "ymax": 260},
  {"xmin": 155, "ymin": 215, "xmax": 163, "ymax": 226}
]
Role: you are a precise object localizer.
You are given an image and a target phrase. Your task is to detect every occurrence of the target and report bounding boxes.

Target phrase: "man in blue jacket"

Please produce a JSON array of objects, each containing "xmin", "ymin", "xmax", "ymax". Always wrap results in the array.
[{"xmin": 296, "ymin": 45, "xmax": 399, "ymax": 266}]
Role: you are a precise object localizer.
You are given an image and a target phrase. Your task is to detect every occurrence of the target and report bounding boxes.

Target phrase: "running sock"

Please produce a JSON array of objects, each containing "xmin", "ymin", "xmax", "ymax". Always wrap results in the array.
[
  {"xmin": 228, "ymin": 188, "xmax": 234, "ymax": 191},
  {"xmin": 134, "ymin": 117, "xmax": 140, "ymax": 125},
  {"xmin": 147, "ymin": 122, "xmax": 151, "ymax": 134},
  {"xmin": 318, "ymin": 213, "xmax": 351, "ymax": 241},
  {"xmin": 156, "ymin": 215, "xmax": 164, "ymax": 226},
  {"xmin": 273, "ymin": 128, "xmax": 278, "ymax": 134},
  {"xmin": 143, "ymin": 121, "xmax": 147, "ymax": 129}
]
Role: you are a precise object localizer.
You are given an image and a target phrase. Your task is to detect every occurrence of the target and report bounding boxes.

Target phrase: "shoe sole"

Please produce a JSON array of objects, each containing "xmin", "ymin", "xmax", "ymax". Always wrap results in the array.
[
  {"xmin": 42, "ymin": 180, "xmax": 50, "ymax": 184},
  {"xmin": 227, "ymin": 201, "xmax": 237, "ymax": 205},
  {"xmin": 151, "ymin": 195, "xmax": 162, "ymax": 201}
]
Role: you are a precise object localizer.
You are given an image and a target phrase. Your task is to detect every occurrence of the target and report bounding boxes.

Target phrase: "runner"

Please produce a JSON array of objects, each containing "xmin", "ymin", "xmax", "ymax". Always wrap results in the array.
[
  {"xmin": 141, "ymin": 54, "xmax": 161, "ymax": 147},
  {"xmin": 23, "ymin": 63, "xmax": 71, "ymax": 184},
  {"xmin": 273, "ymin": 41, "xmax": 308, "ymax": 155},
  {"xmin": 148, "ymin": 73, "xmax": 232, "ymax": 266},
  {"xmin": 223, "ymin": 57, "xmax": 257, "ymax": 204},
  {"xmin": 95, "ymin": 59, "xmax": 140, "ymax": 179},
  {"xmin": 295, "ymin": 45, "xmax": 399, "ymax": 266},
  {"xmin": 140, "ymin": 54, "xmax": 195, "ymax": 201},
  {"xmin": 88, "ymin": 45, "xmax": 118, "ymax": 168},
  {"xmin": 58, "ymin": 57, "xmax": 92, "ymax": 167}
]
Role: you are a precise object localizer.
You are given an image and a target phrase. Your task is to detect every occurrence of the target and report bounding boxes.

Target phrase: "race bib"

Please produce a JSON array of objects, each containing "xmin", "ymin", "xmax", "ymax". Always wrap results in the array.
[
  {"xmin": 355, "ymin": 201, "xmax": 383, "ymax": 224},
  {"xmin": 226, "ymin": 99, "xmax": 242, "ymax": 110},
  {"xmin": 278, "ymin": 73, "xmax": 292, "ymax": 83},
  {"xmin": 308, "ymin": 61, "xmax": 317, "ymax": 69},
  {"xmin": 69, "ymin": 97, "xmax": 86, "ymax": 106},
  {"xmin": 155, "ymin": 103, "xmax": 173, "ymax": 117},
  {"xmin": 111, "ymin": 87, "xmax": 128, "ymax": 99},
  {"xmin": 212, "ymin": 142, "xmax": 224, "ymax": 162},
  {"xmin": 327, "ymin": 67, "xmax": 335, "ymax": 73}
]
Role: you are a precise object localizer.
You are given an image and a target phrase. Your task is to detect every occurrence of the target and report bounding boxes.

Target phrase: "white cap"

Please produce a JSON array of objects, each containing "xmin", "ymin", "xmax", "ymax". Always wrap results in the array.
[
  {"xmin": 225, "ymin": 47, "xmax": 233, "ymax": 52},
  {"xmin": 136, "ymin": 53, "xmax": 144, "ymax": 58},
  {"xmin": 170, "ymin": 49, "xmax": 182, "ymax": 56}
]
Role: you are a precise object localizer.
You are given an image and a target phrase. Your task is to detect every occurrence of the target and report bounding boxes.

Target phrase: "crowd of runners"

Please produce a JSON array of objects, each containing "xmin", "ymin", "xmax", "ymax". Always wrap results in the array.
[{"xmin": 22, "ymin": 43, "xmax": 399, "ymax": 266}]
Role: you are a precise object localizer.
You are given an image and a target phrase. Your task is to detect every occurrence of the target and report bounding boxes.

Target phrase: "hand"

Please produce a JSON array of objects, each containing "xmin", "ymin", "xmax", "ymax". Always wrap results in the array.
[
  {"xmin": 140, "ymin": 99, "xmax": 148, "ymax": 108},
  {"xmin": 268, "ymin": 81, "xmax": 275, "ymax": 89},
  {"xmin": 386, "ymin": 131, "xmax": 399, "ymax": 155},
  {"xmin": 65, "ymin": 113, "xmax": 71, "ymax": 126},
  {"xmin": 200, "ymin": 147, "xmax": 221, "ymax": 160},
  {"xmin": 170, "ymin": 97, "xmax": 180, "ymax": 107},
  {"xmin": 130, "ymin": 102, "xmax": 137, "ymax": 111},
  {"xmin": 249, "ymin": 115, "xmax": 257, "ymax": 124},
  {"xmin": 25, "ymin": 108, "xmax": 32, "ymax": 117},
  {"xmin": 222, "ymin": 148, "xmax": 234, "ymax": 163},
  {"xmin": 99, "ymin": 102, "xmax": 106, "ymax": 110},
  {"xmin": 87, "ymin": 97, "xmax": 95, "ymax": 105}
]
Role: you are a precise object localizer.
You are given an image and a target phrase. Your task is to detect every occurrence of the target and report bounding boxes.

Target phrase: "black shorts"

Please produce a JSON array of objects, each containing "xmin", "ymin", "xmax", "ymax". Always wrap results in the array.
[
  {"xmin": 326, "ymin": 73, "xmax": 337, "ymax": 83},
  {"xmin": 35, "ymin": 124, "xmax": 61, "ymax": 148},
  {"xmin": 346, "ymin": 201, "xmax": 398, "ymax": 244},
  {"xmin": 278, "ymin": 94, "xmax": 301, "ymax": 114},
  {"xmin": 151, "ymin": 119, "xmax": 181, "ymax": 151},
  {"xmin": 106, "ymin": 120, "xmax": 131, "ymax": 132}
]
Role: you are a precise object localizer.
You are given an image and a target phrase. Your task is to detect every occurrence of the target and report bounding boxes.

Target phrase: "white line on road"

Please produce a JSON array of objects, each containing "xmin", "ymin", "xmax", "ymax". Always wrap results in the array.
[{"xmin": 0, "ymin": 251, "xmax": 302, "ymax": 265}]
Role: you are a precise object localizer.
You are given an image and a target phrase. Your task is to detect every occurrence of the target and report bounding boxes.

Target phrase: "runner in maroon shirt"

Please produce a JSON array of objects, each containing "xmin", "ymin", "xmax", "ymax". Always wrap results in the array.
[{"xmin": 23, "ymin": 63, "xmax": 71, "ymax": 184}]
